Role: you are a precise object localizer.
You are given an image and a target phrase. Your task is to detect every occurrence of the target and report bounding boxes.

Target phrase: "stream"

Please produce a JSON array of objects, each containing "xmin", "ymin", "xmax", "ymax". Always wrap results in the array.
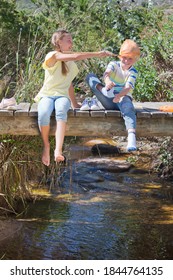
[{"xmin": 0, "ymin": 140, "xmax": 173, "ymax": 260}]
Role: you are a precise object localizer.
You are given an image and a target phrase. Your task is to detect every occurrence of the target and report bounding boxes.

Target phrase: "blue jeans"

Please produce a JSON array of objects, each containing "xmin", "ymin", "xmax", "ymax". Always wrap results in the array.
[
  {"xmin": 38, "ymin": 96, "xmax": 71, "ymax": 126},
  {"xmin": 86, "ymin": 73, "xmax": 136, "ymax": 130}
]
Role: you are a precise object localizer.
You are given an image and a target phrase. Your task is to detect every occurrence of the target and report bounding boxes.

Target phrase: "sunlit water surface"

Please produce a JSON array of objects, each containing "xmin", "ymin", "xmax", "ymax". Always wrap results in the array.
[{"xmin": 1, "ymin": 145, "xmax": 173, "ymax": 260}]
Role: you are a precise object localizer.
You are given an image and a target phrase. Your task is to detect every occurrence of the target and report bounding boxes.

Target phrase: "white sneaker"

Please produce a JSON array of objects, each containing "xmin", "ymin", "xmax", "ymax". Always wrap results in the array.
[
  {"xmin": 90, "ymin": 98, "xmax": 100, "ymax": 110},
  {"xmin": 0, "ymin": 96, "xmax": 17, "ymax": 110},
  {"xmin": 96, "ymin": 99, "xmax": 105, "ymax": 109},
  {"xmin": 80, "ymin": 98, "xmax": 91, "ymax": 110},
  {"xmin": 101, "ymin": 87, "xmax": 114, "ymax": 98}
]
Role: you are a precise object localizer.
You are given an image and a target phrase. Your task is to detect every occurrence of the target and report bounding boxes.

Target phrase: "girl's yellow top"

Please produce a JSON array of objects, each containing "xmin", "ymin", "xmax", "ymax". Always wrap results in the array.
[{"xmin": 34, "ymin": 51, "xmax": 79, "ymax": 102}]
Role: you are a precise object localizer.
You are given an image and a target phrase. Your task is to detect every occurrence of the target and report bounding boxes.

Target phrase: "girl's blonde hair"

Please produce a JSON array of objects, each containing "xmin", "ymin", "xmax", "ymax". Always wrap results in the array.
[{"xmin": 51, "ymin": 29, "xmax": 70, "ymax": 75}]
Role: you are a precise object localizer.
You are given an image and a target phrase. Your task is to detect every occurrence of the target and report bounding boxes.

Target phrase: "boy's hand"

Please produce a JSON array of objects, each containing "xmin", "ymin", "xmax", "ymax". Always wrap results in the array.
[
  {"xmin": 105, "ymin": 81, "xmax": 115, "ymax": 90},
  {"xmin": 113, "ymin": 87, "xmax": 130, "ymax": 103},
  {"xmin": 113, "ymin": 94, "xmax": 122, "ymax": 103}
]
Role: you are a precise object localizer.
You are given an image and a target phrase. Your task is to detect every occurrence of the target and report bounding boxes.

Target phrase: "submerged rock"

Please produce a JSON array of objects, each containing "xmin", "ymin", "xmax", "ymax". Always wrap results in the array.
[
  {"xmin": 77, "ymin": 157, "xmax": 132, "ymax": 172},
  {"xmin": 91, "ymin": 144, "xmax": 120, "ymax": 156}
]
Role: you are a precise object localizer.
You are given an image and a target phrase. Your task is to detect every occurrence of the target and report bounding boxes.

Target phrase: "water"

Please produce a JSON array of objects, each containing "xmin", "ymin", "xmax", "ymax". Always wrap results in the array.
[{"xmin": 0, "ymin": 144, "xmax": 173, "ymax": 260}]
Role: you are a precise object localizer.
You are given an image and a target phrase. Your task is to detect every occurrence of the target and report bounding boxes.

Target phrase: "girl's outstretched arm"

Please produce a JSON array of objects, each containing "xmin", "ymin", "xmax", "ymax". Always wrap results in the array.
[
  {"xmin": 57, "ymin": 50, "xmax": 116, "ymax": 61},
  {"xmin": 46, "ymin": 50, "xmax": 116, "ymax": 67}
]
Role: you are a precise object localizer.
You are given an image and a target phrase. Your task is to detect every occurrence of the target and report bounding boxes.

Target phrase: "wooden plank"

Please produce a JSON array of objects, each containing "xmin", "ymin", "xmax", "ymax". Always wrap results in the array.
[
  {"xmin": 136, "ymin": 111, "xmax": 151, "ymax": 118},
  {"xmin": 14, "ymin": 103, "xmax": 31, "ymax": 116},
  {"xmin": 0, "ymin": 102, "xmax": 173, "ymax": 137},
  {"xmin": 75, "ymin": 110, "xmax": 90, "ymax": 117},
  {"xmin": 134, "ymin": 101, "xmax": 173, "ymax": 110},
  {"xmin": 29, "ymin": 103, "xmax": 38, "ymax": 116},
  {"xmin": 0, "ymin": 116, "xmax": 39, "ymax": 135},
  {"xmin": 167, "ymin": 113, "xmax": 173, "ymax": 118},
  {"xmin": 90, "ymin": 110, "xmax": 106, "ymax": 117},
  {"xmin": 142, "ymin": 107, "xmax": 159, "ymax": 113},
  {"xmin": 0, "ymin": 113, "xmax": 173, "ymax": 136},
  {"xmin": 105, "ymin": 110, "xmax": 121, "ymax": 117},
  {"xmin": 136, "ymin": 117, "xmax": 173, "ymax": 136},
  {"xmin": 65, "ymin": 116, "xmax": 126, "ymax": 137},
  {"xmin": 150, "ymin": 111, "xmax": 168, "ymax": 118},
  {"xmin": 68, "ymin": 109, "xmax": 76, "ymax": 117},
  {"xmin": 42, "ymin": 116, "xmax": 173, "ymax": 137},
  {"xmin": 0, "ymin": 109, "xmax": 14, "ymax": 116}
]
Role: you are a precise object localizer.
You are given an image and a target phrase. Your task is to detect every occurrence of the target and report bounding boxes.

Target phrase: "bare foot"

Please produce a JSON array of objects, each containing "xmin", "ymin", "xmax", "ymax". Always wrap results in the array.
[
  {"xmin": 42, "ymin": 145, "xmax": 50, "ymax": 166},
  {"xmin": 54, "ymin": 150, "xmax": 65, "ymax": 163}
]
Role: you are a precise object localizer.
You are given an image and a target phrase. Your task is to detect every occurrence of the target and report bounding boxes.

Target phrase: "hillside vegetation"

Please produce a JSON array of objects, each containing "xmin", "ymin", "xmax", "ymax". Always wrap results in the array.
[{"xmin": 0, "ymin": 0, "xmax": 173, "ymax": 102}]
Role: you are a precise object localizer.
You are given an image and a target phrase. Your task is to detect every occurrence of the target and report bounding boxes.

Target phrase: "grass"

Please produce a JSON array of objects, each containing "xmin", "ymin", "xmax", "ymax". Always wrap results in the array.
[
  {"xmin": 0, "ymin": 135, "xmax": 78, "ymax": 214},
  {"xmin": 0, "ymin": 135, "xmax": 43, "ymax": 214}
]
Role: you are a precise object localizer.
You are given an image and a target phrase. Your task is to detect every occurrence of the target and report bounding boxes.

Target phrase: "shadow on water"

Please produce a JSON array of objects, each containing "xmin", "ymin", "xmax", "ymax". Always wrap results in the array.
[{"xmin": 0, "ymin": 143, "xmax": 173, "ymax": 260}]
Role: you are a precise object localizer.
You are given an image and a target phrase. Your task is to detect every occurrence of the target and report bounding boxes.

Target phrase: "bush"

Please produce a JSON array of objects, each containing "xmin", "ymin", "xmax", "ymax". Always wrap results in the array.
[{"xmin": 0, "ymin": 0, "xmax": 173, "ymax": 102}]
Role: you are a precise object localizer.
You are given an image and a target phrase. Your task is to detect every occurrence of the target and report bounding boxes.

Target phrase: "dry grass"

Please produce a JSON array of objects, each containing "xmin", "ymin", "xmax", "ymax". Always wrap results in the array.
[{"xmin": 0, "ymin": 136, "xmax": 44, "ymax": 214}]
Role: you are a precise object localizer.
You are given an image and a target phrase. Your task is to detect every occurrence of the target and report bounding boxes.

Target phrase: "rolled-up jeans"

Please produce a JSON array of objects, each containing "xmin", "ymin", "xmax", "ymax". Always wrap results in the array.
[
  {"xmin": 38, "ymin": 96, "xmax": 71, "ymax": 126},
  {"xmin": 86, "ymin": 73, "xmax": 136, "ymax": 130}
]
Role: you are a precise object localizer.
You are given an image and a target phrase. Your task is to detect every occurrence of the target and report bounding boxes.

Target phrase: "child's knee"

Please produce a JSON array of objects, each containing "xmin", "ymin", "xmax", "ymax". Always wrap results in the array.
[
  {"xmin": 38, "ymin": 112, "xmax": 51, "ymax": 126},
  {"xmin": 85, "ymin": 73, "xmax": 101, "ymax": 89},
  {"xmin": 121, "ymin": 98, "xmax": 135, "ymax": 115},
  {"xmin": 55, "ymin": 104, "xmax": 70, "ymax": 121},
  {"xmin": 55, "ymin": 110, "xmax": 68, "ymax": 122},
  {"xmin": 85, "ymin": 73, "xmax": 95, "ymax": 83}
]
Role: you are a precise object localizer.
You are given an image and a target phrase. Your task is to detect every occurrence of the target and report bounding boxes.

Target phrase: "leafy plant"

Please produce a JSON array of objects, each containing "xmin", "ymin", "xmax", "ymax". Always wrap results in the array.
[{"xmin": 154, "ymin": 137, "xmax": 173, "ymax": 179}]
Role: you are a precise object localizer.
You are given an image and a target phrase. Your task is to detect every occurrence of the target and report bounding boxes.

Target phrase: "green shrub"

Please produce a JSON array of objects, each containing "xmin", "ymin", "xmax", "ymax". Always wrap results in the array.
[{"xmin": 0, "ymin": 0, "xmax": 173, "ymax": 102}]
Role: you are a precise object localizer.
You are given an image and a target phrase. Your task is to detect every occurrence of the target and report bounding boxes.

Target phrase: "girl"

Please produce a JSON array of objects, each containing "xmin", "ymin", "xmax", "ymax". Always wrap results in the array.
[{"xmin": 34, "ymin": 29, "xmax": 114, "ymax": 166}]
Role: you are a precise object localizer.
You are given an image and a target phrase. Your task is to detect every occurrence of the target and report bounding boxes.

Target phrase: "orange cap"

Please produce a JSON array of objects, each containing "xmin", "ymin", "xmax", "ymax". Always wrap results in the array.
[{"xmin": 119, "ymin": 39, "xmax": 140, "ymax": 59}]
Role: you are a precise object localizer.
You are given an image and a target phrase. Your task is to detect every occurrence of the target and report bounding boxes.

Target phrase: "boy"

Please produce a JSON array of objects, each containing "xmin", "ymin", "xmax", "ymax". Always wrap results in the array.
[{"xmin": 85, "ymin": 39, "xmax": 140, "ymax": 152}]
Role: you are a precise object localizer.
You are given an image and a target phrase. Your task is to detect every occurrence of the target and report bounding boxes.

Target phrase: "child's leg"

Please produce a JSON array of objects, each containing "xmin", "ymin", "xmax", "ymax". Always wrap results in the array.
[
  {"xmin": 54, "ymin": 96, "xmax": 71, "ymax": 162},
  {"xmin": 38, "ymin": 97, "xmax": 54, "ymax": 166},
  {"xmin": 127, "ymin": 129, "xmax": 136, "ymax": 151},
  {"xmin": 118, "ymin": 96, "xmax": 137, "ymax": 151},
  {"xmin": 55, "ymin": 120, "xmax": 66, "ymax": 162},
  {"xmin": 40, "ymin": 126, "xmax": 51, "ymax": 166},
  {"xmin": 85, "ymin": 73, "xmax": 119, "ymax": 110}
]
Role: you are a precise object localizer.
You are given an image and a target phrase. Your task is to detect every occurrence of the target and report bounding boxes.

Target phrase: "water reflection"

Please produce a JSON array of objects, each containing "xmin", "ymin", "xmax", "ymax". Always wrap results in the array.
[{"xmin": 0, "ymin": 145, "xmax": 173, "ymax": 260}]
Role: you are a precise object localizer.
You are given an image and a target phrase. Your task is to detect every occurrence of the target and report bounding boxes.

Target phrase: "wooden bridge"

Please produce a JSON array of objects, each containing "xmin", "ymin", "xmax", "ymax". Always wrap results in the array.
[{"xmin": 0, "ymin": 102, "xmax": 173, "ymax": 137}]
